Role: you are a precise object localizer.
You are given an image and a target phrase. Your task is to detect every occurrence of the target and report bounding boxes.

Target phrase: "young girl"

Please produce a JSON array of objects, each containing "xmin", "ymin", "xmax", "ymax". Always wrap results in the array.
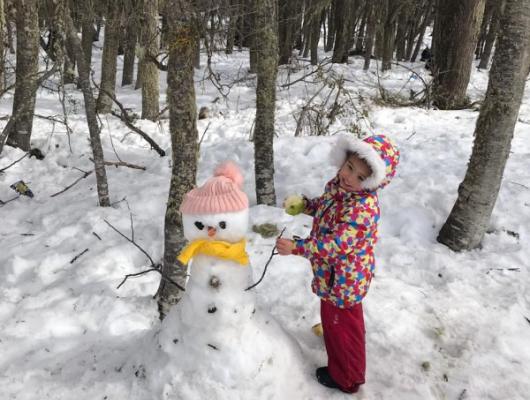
[{"xmin": 276, "ymin": 134, "xmax": 399, "ymax": 393}]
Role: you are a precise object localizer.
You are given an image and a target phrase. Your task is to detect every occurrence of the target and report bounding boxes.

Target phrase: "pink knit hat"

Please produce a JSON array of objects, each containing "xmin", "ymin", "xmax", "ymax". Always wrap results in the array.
[{"xmin": 179, "ymin": 161, "xmax": 249, "ymax": 215}]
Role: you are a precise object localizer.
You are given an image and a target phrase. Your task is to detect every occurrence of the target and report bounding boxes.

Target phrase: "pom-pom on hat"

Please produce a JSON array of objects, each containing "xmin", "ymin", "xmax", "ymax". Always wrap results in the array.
[{"xmin": 179, "ymin": 161, "xmax": 249, "ymax": 215}]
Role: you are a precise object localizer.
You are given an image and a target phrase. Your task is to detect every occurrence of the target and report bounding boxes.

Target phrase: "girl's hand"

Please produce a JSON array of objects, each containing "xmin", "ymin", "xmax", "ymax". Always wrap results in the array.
[{"xmin": 276, "ymin": 238, "xmax": 295, "ymax": 255}]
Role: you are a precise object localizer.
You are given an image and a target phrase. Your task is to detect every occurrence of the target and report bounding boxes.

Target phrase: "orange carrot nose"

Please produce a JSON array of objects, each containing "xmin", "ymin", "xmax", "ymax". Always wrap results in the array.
[{"xmin": 207, "ymin": 226, "xmax": 217, "ymax": 237}]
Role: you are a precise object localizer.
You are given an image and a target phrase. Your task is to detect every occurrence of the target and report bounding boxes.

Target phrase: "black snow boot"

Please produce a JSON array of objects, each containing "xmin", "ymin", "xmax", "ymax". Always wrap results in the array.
[
  {"xmin": 315, "ymin": 367, "xmax": 340, "ymax": 390},
  {"xmin": 316, "ymin": 367, "xmax": 361, "ymax": 394}
]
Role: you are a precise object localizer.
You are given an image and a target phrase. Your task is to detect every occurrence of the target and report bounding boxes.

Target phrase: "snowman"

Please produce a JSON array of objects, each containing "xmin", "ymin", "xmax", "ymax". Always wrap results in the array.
[{"xmin": 155, "ymin": 161, "xmax": 306, "ymax": 398}]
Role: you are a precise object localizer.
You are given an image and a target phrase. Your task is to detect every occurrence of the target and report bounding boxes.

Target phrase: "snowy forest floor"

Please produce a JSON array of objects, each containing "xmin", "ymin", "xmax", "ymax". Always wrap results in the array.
[{"xmin": 1, "ymin": 44, "xmax": 529, "ymax": 400}]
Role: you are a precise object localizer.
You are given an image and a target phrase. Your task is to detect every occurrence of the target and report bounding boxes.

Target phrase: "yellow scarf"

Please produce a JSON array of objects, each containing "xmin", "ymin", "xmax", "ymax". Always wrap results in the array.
[{"xmin": 177, "ymin": 239, "xmax": 249, "ymax": 266}]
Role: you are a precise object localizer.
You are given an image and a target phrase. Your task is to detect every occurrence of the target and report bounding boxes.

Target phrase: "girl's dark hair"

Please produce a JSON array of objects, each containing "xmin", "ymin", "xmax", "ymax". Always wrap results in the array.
[{"xmin": 344, "ymin": 151, "xmax": 373, "ymax": 174}]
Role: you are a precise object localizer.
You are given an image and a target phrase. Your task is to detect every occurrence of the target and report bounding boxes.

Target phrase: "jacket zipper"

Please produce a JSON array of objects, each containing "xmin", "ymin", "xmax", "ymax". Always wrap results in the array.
[{"xmin": 328, "ymin": 266, "xmax": 335, "ymax": 292}]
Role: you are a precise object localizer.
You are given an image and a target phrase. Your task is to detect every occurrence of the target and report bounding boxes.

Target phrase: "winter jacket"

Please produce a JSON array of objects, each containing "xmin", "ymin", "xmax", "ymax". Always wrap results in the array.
[{"xmin": 292, "ymin": 135, "xmax": 399, "ymax": 308}]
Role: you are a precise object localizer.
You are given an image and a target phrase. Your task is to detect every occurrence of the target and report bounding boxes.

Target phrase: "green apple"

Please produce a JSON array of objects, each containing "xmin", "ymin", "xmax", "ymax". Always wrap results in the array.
[{"xmin": 284, "ymin": 195, "xmax": 305, "ymax": 216}]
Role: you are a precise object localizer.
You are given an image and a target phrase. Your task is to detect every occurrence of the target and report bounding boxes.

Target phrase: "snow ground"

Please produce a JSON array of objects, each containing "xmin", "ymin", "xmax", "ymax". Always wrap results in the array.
[{"xmin": 0, "ymin": 41, "xmax": 529, "ymax": 400}]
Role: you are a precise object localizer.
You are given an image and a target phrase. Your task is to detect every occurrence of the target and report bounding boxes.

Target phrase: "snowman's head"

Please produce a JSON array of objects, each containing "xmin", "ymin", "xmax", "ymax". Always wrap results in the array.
[
  {"xmin": 180, "ymin": 161, "xmax": 249, "ymax": 243},
  {"xmin": 182, "ymin": 209, "xmax": 249, "ymax": 242}
]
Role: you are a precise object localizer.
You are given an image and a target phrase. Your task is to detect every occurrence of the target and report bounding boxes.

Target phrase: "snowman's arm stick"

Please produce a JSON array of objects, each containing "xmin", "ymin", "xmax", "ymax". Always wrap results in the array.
[{"xmin": 245, "ymin": 228, "xmax": 286, "ymax": 291}]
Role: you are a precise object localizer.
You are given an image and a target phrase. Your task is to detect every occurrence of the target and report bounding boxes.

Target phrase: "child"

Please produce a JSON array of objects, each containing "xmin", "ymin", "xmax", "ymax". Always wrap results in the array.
[{"xmin": 276, "ymin": 134, "xmax": 399, "ymax": 393}]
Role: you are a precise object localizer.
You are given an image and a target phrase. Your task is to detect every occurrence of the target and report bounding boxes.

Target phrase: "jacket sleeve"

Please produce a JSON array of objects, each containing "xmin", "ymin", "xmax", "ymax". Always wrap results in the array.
[{"xmin": 292, "ymin": 201, "xmax": 376, "ymax": 261}]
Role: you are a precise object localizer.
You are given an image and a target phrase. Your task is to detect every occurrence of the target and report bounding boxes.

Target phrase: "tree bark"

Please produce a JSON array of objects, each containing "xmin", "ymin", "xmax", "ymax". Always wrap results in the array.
[
  {"xmin": 410, "ymin": 0, "xmax": 433, "ymax": 62},
  {"xmin": 65, "ymin": 11, "xmax": 110, "ymax": 207},
  {"xmin": 121, "ymin": 0, "xmax": 139, "ymax": 86},
  {"xmin": 478, "ymin": 0, "xmax": 505, "ymax": 69},
  {"xmin": 437, "ymin": 0, "xmax": 530, "ymax": 251},
  {"xmin": 225, "ymin": 0, "xmax": 237, "ymax": 54},
  {"xmin": 96, "ymin": 0, "xmax": 121, "ymax": 113},
  {"xmin": 157, "ymin": 0, "xmax": 199, "ymax": 319},
  {"xmin": 363, "ymin": 0, "xmax": 375, "ymax": 70},
  {"xmin": 6, "ymin": 0, "xmax": 39, "ymax": 151},
  {"xmin": 331, "ymin": 0, "xmax": 350, "ymax": 63},
  {"xmin": 278, "ymin": 0, "xmax": 301, "ymax": 65},
  {"xmin": 81, "ymin": 0, "xmax": 95, "ymax": 67},
  {"xmin": 140, "ymin": 0, "xmax": 160, "ymax": 120},
  {"xmin": 254, "ymin": 0, "xmax": 278, "ymax": 206},
  {"xmin": 325, "ymin": 0, "xmax": 336, "ymax": 52},
  {"xmin": 432, "ymin": 0, "xmax": 485, "ymax": 109}
]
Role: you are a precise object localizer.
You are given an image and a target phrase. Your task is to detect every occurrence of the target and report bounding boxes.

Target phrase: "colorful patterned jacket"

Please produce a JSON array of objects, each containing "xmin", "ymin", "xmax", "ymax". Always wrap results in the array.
[{"xmin": 292, "ymin": 135, "xmax": 399, "ymax": 308}]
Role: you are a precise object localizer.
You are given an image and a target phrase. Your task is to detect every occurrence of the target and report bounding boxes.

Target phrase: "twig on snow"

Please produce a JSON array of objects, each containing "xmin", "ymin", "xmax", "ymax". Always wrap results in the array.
[
  {"xmin": 0, "ymin": 153, "xmax": 29, "ymax": 173},
  {"xmin": 70, "ymin": 248, "xmax": 89, "ymax": 264},
  {"xmin": 50, "ymin": 169, "xmax": 93, "ymax": 197}
]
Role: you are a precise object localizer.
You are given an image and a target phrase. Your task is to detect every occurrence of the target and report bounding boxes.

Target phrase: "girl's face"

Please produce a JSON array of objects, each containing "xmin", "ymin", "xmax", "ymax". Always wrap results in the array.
[{"xmin": 338, "ymin": 154, "xmax": 372, "ymax": 192}]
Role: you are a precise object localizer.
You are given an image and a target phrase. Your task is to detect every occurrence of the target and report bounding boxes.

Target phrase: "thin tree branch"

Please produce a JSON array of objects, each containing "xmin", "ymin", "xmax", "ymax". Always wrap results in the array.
[
  {"xmin": 90, "ymin": 76, "xmax": 166, "ymax": 156},
  {"xmin": 50, "ymin": 169, "xmax": 93, "ymax": 197}
]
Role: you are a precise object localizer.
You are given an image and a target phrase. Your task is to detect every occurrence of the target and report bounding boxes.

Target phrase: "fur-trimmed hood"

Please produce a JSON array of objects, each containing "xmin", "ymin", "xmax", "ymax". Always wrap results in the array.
[{"xmin": 330, "ymin": 134, "xmax": 400, "ymax": 190}]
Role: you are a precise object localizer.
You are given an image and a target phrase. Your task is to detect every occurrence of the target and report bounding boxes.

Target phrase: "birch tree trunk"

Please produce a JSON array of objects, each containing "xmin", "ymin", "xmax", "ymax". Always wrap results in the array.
[
  {"xmin": 437, "ymin": 0, "xmax": 530, "ymax": 251},
  {"xmin": 253, "ymin": 0, "xmax": 278, "ymax": 206},
  {"xmin": 140, "ymin": 0, "xmax": 159, "ymax": 120},
  {"xmin": 65, "ymin": 12, "xmax": 110, "ymax": 207},
  {"xmin": 157, "ymin": 0, "xmax": 198, "ymax": 319},
  {"xmin": 96, "ymin": 0, "xmax": 121, "ymax": 113},
  {"xmin": 432, "ymin": 0, "xmax": 485, "ymax": 109},
  {"xmin": 6, "ymin": 0, "xmax": 39, "ymax": 151}
]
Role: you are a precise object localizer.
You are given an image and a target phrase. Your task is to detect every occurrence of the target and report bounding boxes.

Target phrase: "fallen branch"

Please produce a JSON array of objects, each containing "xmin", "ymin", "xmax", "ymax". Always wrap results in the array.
[
  {"xmin": 486, "ymin": 267, "xmax": 520, "ymax": 274},
  {"xmin": 70, "ymin": 248, "xmax": 89, "ymax": 264},
  {"xmin": 0, "ymin": 195, "xmax": 20, "ymax": 206},
  {"xmin": 0, "ymin": 153, "xmax": 29, "ymax": 173},
  {"xmin": 89, "ymin": 157, "xmax": 146, "ymax": 171},
  {"xmin": 50, "ymin": 169, "xmax": 93, "ymax": 197}
]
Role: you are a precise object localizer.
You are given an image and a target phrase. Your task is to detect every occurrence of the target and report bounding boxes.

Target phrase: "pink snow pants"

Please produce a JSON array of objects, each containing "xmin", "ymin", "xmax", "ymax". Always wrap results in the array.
[{"xmin": 321, "ymin": 299, "xmax": 366, "ymax": 392}]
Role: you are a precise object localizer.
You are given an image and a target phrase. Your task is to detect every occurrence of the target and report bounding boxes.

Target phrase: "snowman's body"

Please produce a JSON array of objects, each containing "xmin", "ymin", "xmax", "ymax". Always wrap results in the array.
[{"xmin": 154, "ymin": 163, "xmax": 306, "ymax": 397}]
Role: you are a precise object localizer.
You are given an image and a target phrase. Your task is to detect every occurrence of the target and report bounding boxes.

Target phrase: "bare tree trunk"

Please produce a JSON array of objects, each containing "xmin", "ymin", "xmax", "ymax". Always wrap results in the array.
[
  {"xmin": 65, "ymin": 12, "xmax": 110, "ymax": 207},
  {"xmin": 410, "ymin": 0, "xmax": 433, "ymax": 62},
  {"xmin": 478, "ymin": 0, "xmax": 504, "ymax": 69},
  {"xmin": 432, "ymin": 0, "xmax": 485, "ymax": 109},
  {"xmin": 278, "ymin": 0, "xmax": 301, "ymax": 64},
  {"xmin": 254, "ymin": 0, "xmax": 278, "ymax": 205},
  {"xmin": 6, "ymin": 0, "xmax": 39, "ymax": 151},
  {"xmin": 157, "ymin": 0, "xmax": 198, "ymax": 319},
  {"xmin": 331, "ymin": 0, "xmax": 350, "ymax": 63},
  {"xmin": 96, "ymin": 0, "xmax": 121, "ymax": 113},
  {"xmin": 225, "ymin": 0, "xmax": 237, "ymax": 54},
  {"xmin": 81, "ymin": 0, "xmax": 95, "ymax": 66},
  {"xmin": 122, "ymin": 0, "xmax": 139, "ymax": 86},
  {"xmin": 395, "ymin": 7, "xmax": 408, "ymax": 61},
  {"xmin": 363, "ymin": 0, "xmax": 375, "ymax": 70},
  {"xmin": 309, "ymin": 2, "xmax": 321, "ymax": 65},
  {"xmin": 140, "ymin": 0, "xmax": 160, "ymax": 120},
  {"xmin": 437, "ymin": 0, "xmax": 530, "ymax": 251},
  {"xmin": 381, "ymin": 0, "xmax": 403, "ymax": 71},
  {"xmin": 475, "ymin": 0, "xmax": 495, "ymax": 59},
  {"xmin": 325, "ymin": 0, "xmax": 336, "ymax": 52}
]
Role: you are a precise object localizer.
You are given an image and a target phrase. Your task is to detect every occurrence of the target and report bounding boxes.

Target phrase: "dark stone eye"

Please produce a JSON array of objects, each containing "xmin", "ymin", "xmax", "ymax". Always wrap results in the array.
[
  {"xmin": 219, "ymin": 221, "xmax": 226, "ymax": 229},
  {"xmin": 194, "ymin": 221, "xmax": 204, "ymax": 230}
]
